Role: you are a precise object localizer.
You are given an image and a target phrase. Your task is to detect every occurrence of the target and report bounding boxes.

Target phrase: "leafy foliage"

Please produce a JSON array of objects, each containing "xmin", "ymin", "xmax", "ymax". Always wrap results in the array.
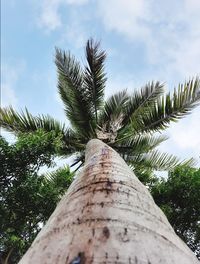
[
  {"xmin": 84, "ymin": 39, "xmax": 107, "ymax": 122},
  {"xmin": 0, "ymin": 135, "xmax": 74, "ymax": 263},
  {"xmin": 151, "ymin": 166, "xmax": 200, "ymax": 259},
  {"xmin": 55, "ymin": 48, "xmax": 94, "ymax": 139},
  {"xmin": 133, "ymin": 78, "xmax": 200, "ymax": 133},
  {"xmin": 0, "ymin": 107, "xmax": 66, "ymax": 135},
  {"xmin": 0, "ymin": 39, "xmax": 200, "ymax": 171}
]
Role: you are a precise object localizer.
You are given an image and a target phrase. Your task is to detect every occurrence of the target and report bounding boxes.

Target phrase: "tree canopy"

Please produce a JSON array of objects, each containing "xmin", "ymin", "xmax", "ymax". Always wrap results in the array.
[
  {"xmin": 0, "ymin": 39, "xmax": 200, "ymax": 172},
  {"xmin": 0, "ymin": 134, "xmax": 73, "ymax": 263},
  {"xmin": 151, "ymin": 166, "xmax": 200, "ymax": 259}
]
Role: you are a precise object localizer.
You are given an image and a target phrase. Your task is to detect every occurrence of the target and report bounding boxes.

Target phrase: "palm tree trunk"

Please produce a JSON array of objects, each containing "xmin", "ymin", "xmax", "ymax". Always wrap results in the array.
[{"xmin": 19, "ymin": 139, "xmax": 198, "ymax": 263}]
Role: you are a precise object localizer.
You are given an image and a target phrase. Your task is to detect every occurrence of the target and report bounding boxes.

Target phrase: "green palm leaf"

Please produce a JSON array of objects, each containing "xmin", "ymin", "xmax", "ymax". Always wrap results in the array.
[
  {"xmin": 97, "ymin": 90, "xmax": 129, "ymax": 141},
  {"xmin": 127, "ymin": 150, "xmax": 196, "ymax": 171},
  {"xmin": 0, "ymin": 107, "xmax": 82, "ymax": 153},
  {"xmin": 122, "ymin": 81, "xmax": 164, "ymax": 127},
  {"xmin": 44, "ymin": 166, "xmax": 74, "ymax": 184},
  {"xmin": 114, "ymin": 134, "xmax": 168, "ymax": 155},
  {"xmin": 55, "ymin": 48, "xmax": 95, "ymax": 139},
  {"xmin": 0, "ymin": 107, "xmax": 65, "ymax": 133},
  {"xmin": 44, "ymin": 166, "xmax": 74, "ymax": 198},
  {"xmin": 132, "ymin": 77, "xmax": 200, "ymax": 133},
  {"xmin": 83, "ymin": 39, "xmax": 107, "ymax": 123},
  {"xmin": 114, "ymin": 82, "xmax": 164, "ymax": 141}
]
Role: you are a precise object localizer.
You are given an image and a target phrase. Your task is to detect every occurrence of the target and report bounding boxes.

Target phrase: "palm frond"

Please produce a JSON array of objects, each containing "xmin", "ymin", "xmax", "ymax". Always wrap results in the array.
[
  {"xmin": 126, "ymin": 150, "xmax": 196, "ymax": 171},
  {"xmin": 0, "ymin": 107, "xmax": 64, "ymax": 133},
  {"xmin": 71, "ymin": 153, "xmax": 85, "ymax": 172},
  {"xmin": 44, "ymin": 165, "xmax": 73, "ymax": 181},
  {"xmin": 121, "ymin": 81, "xmax": 164, "ymax": 127},
  {"xmin": 97, "ymin": 90, "xmax": 129, "ymax": 141},
  {"xmin": 0, "ymin": 106, "xmax": 82, "ymax": 153},
  {"xmin": 61, "ymin": 130, "xmax": 86, "ymax": 155},
  {"xmin": 44, "ymin": 166, "xmax": 74, "ymax": 195},
  {"xmin": 114, "ymin": 134, "xmax": 168, "ymax": 155},
  {"xmin": 132, "ymin": 77, "xmax": 200, "ymax": 133},
  {"xmin": 83, "ymin": 39, "xmax": 107, "ymax": 122},
  {"xmin": 99, "ymin": 90, "xmax": 128, "ymax": 124},
  {"xmin": 55, "ymin": 48, "xmax": 95, "ymax": 138}
]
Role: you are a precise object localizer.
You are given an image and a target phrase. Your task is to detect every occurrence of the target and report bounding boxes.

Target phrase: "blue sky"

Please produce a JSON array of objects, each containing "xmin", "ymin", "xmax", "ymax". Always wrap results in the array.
[{"xmin": 1, "ymin": 0, "xmax": 200, "ymax": 167}]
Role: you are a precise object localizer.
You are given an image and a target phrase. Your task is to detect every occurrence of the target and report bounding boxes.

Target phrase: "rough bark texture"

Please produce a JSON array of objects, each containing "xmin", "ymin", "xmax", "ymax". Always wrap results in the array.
[{"xmin": 19, "ymin": 139, "xmax": 198, "ymax": 263}]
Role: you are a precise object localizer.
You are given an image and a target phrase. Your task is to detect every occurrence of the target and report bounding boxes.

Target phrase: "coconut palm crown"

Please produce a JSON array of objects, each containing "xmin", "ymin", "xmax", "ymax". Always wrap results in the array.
[{"xmin": 1, "ymin": 39, "xmax": 200, "ymax": 172}]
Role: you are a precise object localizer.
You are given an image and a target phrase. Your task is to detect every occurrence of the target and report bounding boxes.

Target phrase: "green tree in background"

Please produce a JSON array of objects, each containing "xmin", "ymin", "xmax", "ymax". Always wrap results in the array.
[
  {"xmin": 0, "ymin": 134, "xmax": 73, "ymax": 264},
  {"xmin": 151, "ymin": 166, "xmax": 200, "ymax": 259},
  {"xmin": 1, "ymin": 132, "xmax": 199, "ymax": 261},
  {"xmin": 1, "ymin": 39, "xmax": 200, "ymax": 173}
]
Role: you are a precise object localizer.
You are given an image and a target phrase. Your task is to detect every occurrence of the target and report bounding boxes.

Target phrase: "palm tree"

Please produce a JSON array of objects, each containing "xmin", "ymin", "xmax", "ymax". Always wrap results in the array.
[
  {"xmin": 18, "ymin": 139, "xmax": 199, "ymax": 263},
  {"xmin": 0, "ymin": 39, "xmax": 200, "ymax": 172}
]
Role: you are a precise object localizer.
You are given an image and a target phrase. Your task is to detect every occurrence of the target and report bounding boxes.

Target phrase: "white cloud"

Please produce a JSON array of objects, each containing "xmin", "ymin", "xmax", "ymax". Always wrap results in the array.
[
  {"xmin": 185, "ymin": 0, "xmax": 200, "ymax": 15},
  {"xmin": 59, "ymin": 20, "xmax": 88, "ymax": 49},
  {"xmin": 1, "ymin": 83, "xmax": 18, "ymax": 107},
  {"xmin": 37, "ymin": 0, "xmax": 89, "ymax": 32},
  {"xmin": 39, "ymin": 0, "xmax": 62, "ymax": 31},
  {"xmin": 66, "ymin": 0, "xmax": 89, "ymax": 4},
  {"xmin": 1, "ymin": 62, "xmax": 25, "ymax": 107},
  {"xmin": 1, "ymin": 62, "xmax": 25, "ymax": 143},
  {"xmin": 97, "ymin": 0, "xmax": 200, "ymax": 80},
  {"xmin": 98, "ymin": 0, "xmax": 151, "ymax": 40}
]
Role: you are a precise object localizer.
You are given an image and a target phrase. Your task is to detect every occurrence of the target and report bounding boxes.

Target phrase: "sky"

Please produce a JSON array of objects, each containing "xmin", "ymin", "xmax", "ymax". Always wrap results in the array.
[{"xmin": 1, "ymin": 0, "xmax": 200, "ymax": 168}]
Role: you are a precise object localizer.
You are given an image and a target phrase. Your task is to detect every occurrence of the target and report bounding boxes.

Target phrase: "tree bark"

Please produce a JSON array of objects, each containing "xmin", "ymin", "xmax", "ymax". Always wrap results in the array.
[{"xmin": 19, "ymin": 139, "xmax": 198, "ymax": 263}]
